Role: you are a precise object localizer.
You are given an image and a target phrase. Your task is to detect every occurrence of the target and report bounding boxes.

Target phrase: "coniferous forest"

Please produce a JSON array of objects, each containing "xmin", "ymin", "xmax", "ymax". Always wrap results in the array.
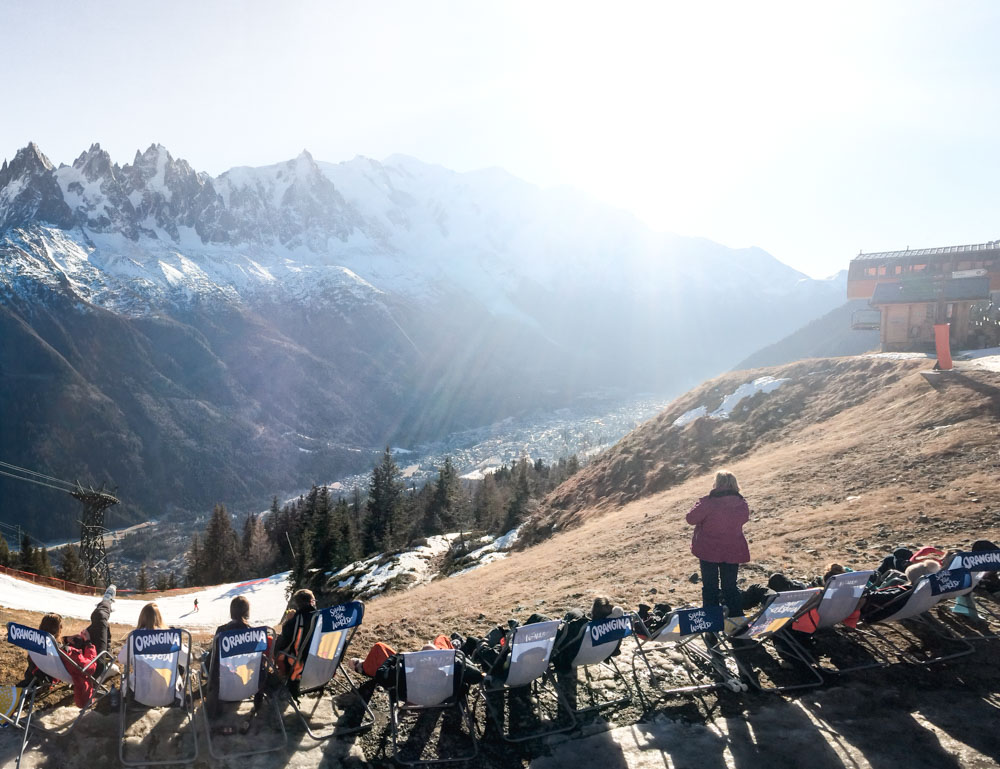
[{"xmin": 184, "ymin": 450, "xmax": 580, "ymax": 590}]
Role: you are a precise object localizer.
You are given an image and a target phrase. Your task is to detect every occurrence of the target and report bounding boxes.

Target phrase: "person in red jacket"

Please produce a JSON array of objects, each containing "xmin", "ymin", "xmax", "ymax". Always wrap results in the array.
[
  {"xmin": 19, "ymin": 614, "xmax": 97, "ymax": 708},
  {"xmin": 686, "ymin": 471, "xmax": 751, "ymax": 618},
  {"xmin": 18, "ymin": 586, "xmax": 116, "ymax": 708}
]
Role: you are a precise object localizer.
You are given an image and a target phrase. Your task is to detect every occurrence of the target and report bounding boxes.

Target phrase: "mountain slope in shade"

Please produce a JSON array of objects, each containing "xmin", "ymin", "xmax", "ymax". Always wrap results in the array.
[{"xmin": 735, "ymin": 298, "xmax": 880, "ymax": 370}]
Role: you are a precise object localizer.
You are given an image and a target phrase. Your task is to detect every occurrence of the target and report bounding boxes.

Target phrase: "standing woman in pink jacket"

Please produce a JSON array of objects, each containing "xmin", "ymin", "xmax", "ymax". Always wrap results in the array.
[{"xmin": 686, "ymin": 471, "xmax": 751, "ymax": 617}]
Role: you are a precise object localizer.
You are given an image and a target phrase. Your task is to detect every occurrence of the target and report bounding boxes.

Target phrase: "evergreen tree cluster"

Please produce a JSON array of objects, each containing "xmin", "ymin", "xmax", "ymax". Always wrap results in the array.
[
  {"xmin": 8, "ymin": 534, "xmax": 56, "ymax": 577},
  {"xmin": 184, "ymin": 449, "xmax": 581, "ymax": 589},
  {"xmin": 186, "ymin": 503, "xmax": 278, "ymax": 587}
]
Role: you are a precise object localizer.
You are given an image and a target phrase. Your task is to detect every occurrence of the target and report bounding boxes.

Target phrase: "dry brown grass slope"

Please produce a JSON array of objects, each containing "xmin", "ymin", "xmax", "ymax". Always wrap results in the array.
[{"xmin": 360, "ymin": 357, "xmax": 1000, "ymax": 649}]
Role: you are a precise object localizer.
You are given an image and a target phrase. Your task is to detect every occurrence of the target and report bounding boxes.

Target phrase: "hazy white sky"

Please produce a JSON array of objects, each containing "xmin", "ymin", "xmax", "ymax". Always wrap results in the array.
[{"xmin": 2, "ymin": 0, "xmax": 998, "ymax": 278}]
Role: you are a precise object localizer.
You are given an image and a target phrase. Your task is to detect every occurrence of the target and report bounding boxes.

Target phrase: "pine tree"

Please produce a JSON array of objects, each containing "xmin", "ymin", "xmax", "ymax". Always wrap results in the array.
[
  {"xmin": 242, "ymin": 513, "xmax": 277, "ymax": 579},
  {"xmin": 17, "ymin": 534, "xmax": 35, "ymax": 573},
  {"xmin": 186, "ymin": 534, "xmax": 203, "ymax": 587},
  {"xmin": 58, "ymin": 545, "xmax": 86, "ymax": 583},
  {"xmin": 37, "ymin": 547, "xmax": 54, "ymax": 577},
  {"xmin": 167, "ymin": 571, "xmax": 179, "ymax": 590},
  {"xmin": 473, "ymin": 473, "xmax": 504, "ymax": 532},
  {"xmin": 290, "ymin": 526, "xmax": 313, "ymax": 592},
  {"xmin": 503, "ymin": 458, "xmax": 532, "ymax": 531},
  {"xmin": 310, "ymin": 486, "xmax": 333, "ymax": 569},
  {"xmin": 432, "ymin": 457, "xmax": 470, "ymax": 547},
  {"xmin": 137, "ymin": 564, "xmax": 149, "ymax": 593},
  {"xmin": 155, "ymin": 573, "xmax": 169, "ymax": 591},
  {"xmin": 0, "ymin": 536, "xmax": 10, "ymax": 567},
  {"xmin": 201, "ymin": 504, "xmax": 240, "ymax": 584},
  {"xmin": 329, "ymin": 497, "xmax": 355, "ymax": 567},
  {"xmin": 264, "ymin": 498, "xmax": 296, "ymax": 571},
  {"xmin": 364, "ymin": 448, "xmax": 404, "ymax": 554}
]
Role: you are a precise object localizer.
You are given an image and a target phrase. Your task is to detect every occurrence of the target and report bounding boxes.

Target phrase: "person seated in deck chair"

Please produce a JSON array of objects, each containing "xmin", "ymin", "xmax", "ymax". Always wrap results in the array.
[
  {"xmin": 349, "ymin": 636, "xmax": 483, "ymax": 698},
  {"xmin": 634, "ymin": 601, "xmax": 675, "ymax": 638},
  {"xmin": 274, "ymin": 589, "xmax": 316, "ymax": 699},
  {"xmin": 859, "ymin": 560, "xmax": 941, "ymax": 623},
  {"xmin": 547, "ymin": 596, "xmax": 627, "ymax": 671},
  {"xmin": 453, "ymin": 597, "xmax": 624, "ymax": 676},
  {"xmin": 203, "ymin": 596, "xmax": 269, "ymax": 723},
  {"xmin": 117, "ymin": 602, "xmax": 188, "ymax": 705},
  {"xmin": 17, "ymin": 585, "xmax": 117, "ymax": 701},
  {"xmin": 874, "ymin": 547, "xmax": 913, "ymax": 585},
  {"xmin": 17, "ymin": 610, "xmax": 106, "ymax": 708}
]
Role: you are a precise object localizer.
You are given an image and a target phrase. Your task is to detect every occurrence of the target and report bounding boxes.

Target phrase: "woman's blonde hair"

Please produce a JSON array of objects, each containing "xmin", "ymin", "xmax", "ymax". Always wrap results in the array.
[
  {"xmin": 713, "ymin": 471, "xmax": 740, "ymax": 493},
  {"xmin": 136, "ymin": 602, "xmax": 163, "ymax": 631}
]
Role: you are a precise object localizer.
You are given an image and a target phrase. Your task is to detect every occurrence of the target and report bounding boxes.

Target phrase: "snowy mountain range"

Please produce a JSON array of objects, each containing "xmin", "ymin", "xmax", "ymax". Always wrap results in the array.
[{"xmin": 0, "ymin": 142, "xmax": 846, "ymax": 537}]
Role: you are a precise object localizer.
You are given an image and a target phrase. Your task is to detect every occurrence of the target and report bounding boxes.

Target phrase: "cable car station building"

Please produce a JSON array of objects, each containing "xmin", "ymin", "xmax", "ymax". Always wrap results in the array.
[{"xmin": 847, "ymin": 240, "xmax": 1000, "ymax": 352}]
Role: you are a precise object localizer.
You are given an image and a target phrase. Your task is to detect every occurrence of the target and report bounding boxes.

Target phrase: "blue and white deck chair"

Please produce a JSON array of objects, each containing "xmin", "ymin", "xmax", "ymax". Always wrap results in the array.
[
  {"xmin": 196, "ymin": 625, "xmax": 286, "ymax": 760},
  {"xmin": 119, "ymin": 627, "xmax": 197, "ymax": 766},
  {"xmin": 944, "ymin": 551, "xmax": 1000, "ymax": 638},
  {"xmin": 480, "ymin": 620, "xmax": 575, "ymax": 742},
  {"xmin": 561, "ymin": 614, "xmax": 634, "ymax": 712},
  {"xmin": 390, "ymin": 648, "xmax": 478, "ymax": 766},
  {"xmin": 725, "ymin": 588, "xmax": 825, "ymax": 693},
  {"xmin": 865, "ymin": 569, "xmax": 976, "ymax": 665},
  {"xmin": 5, "ymin": 621, "xmax": 114, "ymax": 769},
  {"xmin": 278, "ymin": 601, "xmax": 374, "ymax": 739},
  {"xmin": 631, "ymin": 606, "xmax": 744, "ymax": 694},
  {"xmin": 786, "ymin": 570, "xmax": 892, "ymax": 674}
]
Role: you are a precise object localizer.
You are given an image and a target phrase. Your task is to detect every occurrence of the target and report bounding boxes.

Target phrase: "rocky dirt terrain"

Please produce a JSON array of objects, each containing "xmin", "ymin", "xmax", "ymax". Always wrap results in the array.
[{"xmin": 3, "ymin": 355, "xmax": 1000, "ymax": 768}]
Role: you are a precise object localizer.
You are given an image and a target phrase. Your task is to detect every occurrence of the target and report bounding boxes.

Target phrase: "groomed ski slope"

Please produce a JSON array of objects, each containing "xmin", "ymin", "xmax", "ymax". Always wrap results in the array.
[{"xmin": 0, "ymin": 571, "xmax": 292, "ymax": 630}]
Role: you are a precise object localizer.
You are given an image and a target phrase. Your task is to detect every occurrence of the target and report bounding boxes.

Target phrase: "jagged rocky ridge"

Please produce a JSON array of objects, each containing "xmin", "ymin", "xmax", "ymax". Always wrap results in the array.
[{"xmin": 1, "ymin": 142, "xmax": 847, "ymax": 538}]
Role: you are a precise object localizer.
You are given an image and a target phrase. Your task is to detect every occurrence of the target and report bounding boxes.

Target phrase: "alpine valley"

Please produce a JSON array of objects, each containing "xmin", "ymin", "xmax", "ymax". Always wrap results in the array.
[{"xmin": 0, "ymin": 142, "xmax": 848, "ymax": 537}]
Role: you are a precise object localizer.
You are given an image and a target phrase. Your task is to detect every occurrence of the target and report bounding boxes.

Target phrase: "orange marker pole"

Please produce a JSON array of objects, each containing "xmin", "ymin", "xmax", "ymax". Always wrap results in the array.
[{"xmin": 934, "ymin": 323, "xmax": 953, "ymax": 370}]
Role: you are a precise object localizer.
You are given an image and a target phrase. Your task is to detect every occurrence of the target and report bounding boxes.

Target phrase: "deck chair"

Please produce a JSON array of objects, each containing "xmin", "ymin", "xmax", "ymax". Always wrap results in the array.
[
  {"xmin": 389, "ymin": 648, "xmax": 478, "ymax": 766},
  {"xmin": 558, "ymin": 614, "xmax": 634, "ymax": 712},
  {"xmin": 196, "ymin": 625, "xmax": 287, "ymax": 759},
  {"xmin": 277, "ymin": 601, "xmax": 374, "ymax": 739},
  {"xmin": 863, "ymin": 569, "xmax": 976, "ymax": 664},
  {"xmin": 941, "ymin": 551, "xmax": 1000, "ymax": 638},
  {"xmin": 480, "ymin": 620, "xmax": 576, "ymax": 741},
  {"xmin": 631, "ymin": 606, "xmax": 744, "ymax": 695},
  {"xmin": 783, "ymin": 570, "xmax": 892, "ymax": 674},
  {"xmin": 724, "ymin": 588, "xmax": 825, "ymax": 693},
  {"xmin": 6, "ymin": 621, "xmax": 114, "ymax": 769},
  {"xmin": 119, "ymin": 628, "xmax": 197, "ymax": 766}
]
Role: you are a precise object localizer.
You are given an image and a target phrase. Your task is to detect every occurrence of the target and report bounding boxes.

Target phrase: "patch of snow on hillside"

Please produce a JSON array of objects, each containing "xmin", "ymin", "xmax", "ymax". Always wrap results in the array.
[
  {"xmin": 672, "ymin": 406, "xmax": 707, "ymax": 427},
  {"xmin": 450, "ymin": 526, "xmax": 521, "ymax": 577},
  {"xmin": 863, "ymin": 351, "xmax": 931, "ymax": 360},
  {"xmin": 673, "ymin": 376, "xmax": 789, "ymax": 427},
  {"xmin": 332, "ymin": 534, "xmax": 459, "ymax": 598},
  {"xmin": 713, "ymin": 376, "xmax": 790, "ymax": 418},
  {"xmin": 959, "ymin": 345, "xmax": 1000, "ymax": 372}
]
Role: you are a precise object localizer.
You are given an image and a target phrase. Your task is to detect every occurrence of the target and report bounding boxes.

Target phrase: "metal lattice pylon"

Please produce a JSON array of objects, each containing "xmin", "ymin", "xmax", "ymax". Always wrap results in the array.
[{"xmin": 71, "ymin": 483, "xmax": 119, "ymax": 587}]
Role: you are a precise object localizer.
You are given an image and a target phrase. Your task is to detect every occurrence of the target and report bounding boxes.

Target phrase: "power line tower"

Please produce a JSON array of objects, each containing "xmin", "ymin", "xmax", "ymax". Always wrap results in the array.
[{"xmin": 71, "ymin": 484, "xmax": 119, "ymax": 587}]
